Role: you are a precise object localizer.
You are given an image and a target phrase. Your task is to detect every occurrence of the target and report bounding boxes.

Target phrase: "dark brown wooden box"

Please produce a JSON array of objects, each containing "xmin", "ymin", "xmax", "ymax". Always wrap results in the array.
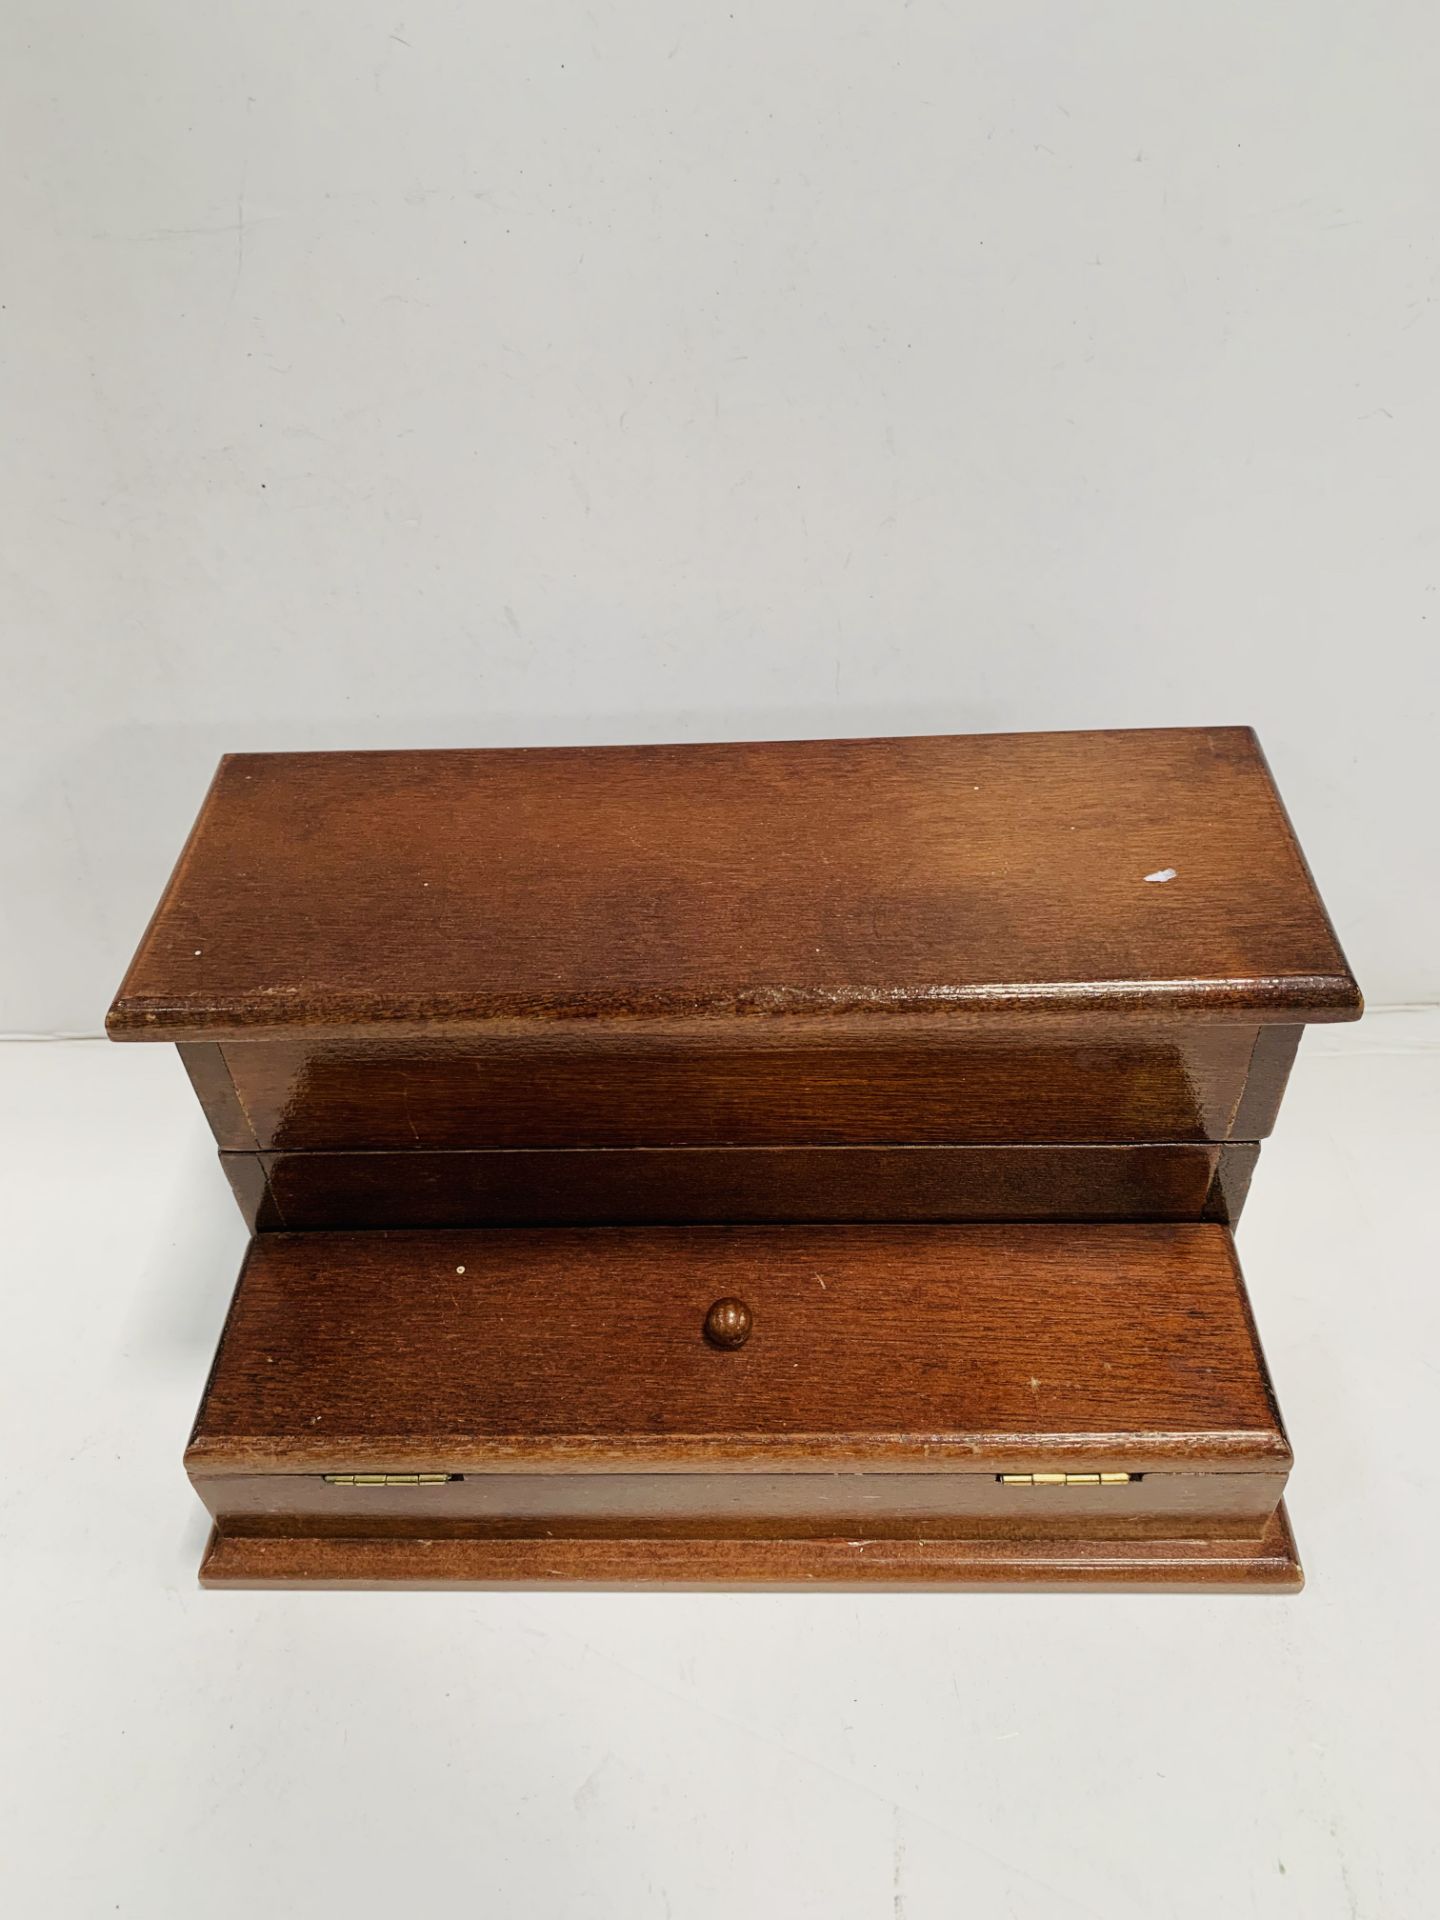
[
  {"xmin": 109, "ymin": 727, "xmax": 1358, "ymax": 1589},
  {"xmin": 110, "ymin": 728, "xmax": 1359, "ymax": 1231},
  {"xmin": 189, "ymin": 1223, "xmax": 1300, "ymax": 1590}
]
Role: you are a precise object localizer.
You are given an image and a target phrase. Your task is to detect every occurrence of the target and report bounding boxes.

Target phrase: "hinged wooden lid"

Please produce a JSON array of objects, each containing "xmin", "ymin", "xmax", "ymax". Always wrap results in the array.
[
  {"xmin": 109, "ymin": 728, "xmax": 1360, "ymax": 1043},
  {"xmin": 186, "ymin": 1223, "xmax": 1289, "ymax": 1477}
]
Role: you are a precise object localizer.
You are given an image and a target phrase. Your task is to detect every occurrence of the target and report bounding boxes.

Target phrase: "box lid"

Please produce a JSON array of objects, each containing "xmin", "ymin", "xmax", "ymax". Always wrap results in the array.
[
  {"xmin": 109, "ymin": 728, "xmax": 1360, "ymax": 1043},
  {"xmin": 186, "ymin": 1222, "xmax": 1289, "ymax": 1476}
]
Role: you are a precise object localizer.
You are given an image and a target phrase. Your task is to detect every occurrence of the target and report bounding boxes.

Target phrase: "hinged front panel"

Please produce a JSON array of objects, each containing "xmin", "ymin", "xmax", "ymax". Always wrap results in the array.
[
  {"xmin": 187, "ymin": 1222, "xmax": 1288, "ymax": 1479},
  {"xmin": 185, "ymin": 1221, "xmax": 1299, "ymax": 1589},
  {"xmin": 194, "ymin": 1466, "xmax": 1284, "ymax": 1539}
]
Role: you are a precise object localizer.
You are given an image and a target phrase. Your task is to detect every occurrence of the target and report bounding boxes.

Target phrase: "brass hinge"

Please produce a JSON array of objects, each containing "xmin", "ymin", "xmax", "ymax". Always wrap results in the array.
[
  {"xmin": 322, "ymin": 1473, "xmax": 459, "ymax": 1486},
  {"xmin": 997, "ymin": 1472, "xmax": 1138, "ymax": 1486}
]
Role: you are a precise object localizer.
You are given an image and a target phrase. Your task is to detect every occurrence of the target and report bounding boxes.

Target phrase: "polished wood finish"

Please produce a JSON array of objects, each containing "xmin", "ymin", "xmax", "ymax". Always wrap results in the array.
[
  {"xmin": 1231, "ymin": 1024, "xmax": 1304, "ymax": 1138},
  {"xmin": 216, "ymin": 1151, "xmax": 270, "ymax": 1234},
  {"xmin": 187, "ymin": 1224, "xmax": 1290, "ymax": 1585},
  {"xmin": 222, "ymin": 1141, "xmax": 1261, "ymax": 1232},
  {"xmin": 210, "ymin": 1020, "xmax": 1270, "ymax": 1152},
  {"xmin": 109, "ymin": 730, "xmax": 1360, "ymax": 1043},
  {"xmin": 188, "ymin": 1224, "xmax": 1287, "ymax": 1474},
  {"xmin": 1200, "ymin": 1141, "xmax": 1260, "ymax": 1224},
  {"xmin": 199, "ymin": 1469, "xmax": 1283, "ymax": 1535},
  {"xmin": 177, "ymin": 1043, "xmax": 254, "ymax": 1151},
  {"xmin": 106, "ymin": 730, "xmax": 1351, "ymax": 1591},
  {"xmin": 197, "ymin": 1503, "xmax": 1303, "ymax": 1591}
]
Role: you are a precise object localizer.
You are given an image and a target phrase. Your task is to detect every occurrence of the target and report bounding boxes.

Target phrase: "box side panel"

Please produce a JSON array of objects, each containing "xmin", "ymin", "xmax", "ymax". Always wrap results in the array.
[
  {"xmin": 220, "ymin": 1024, "xmax": 1260, "ymax": 1150},
  {"xmin": 253, "ymin": 1143, "xmax": 1225, "ymax": 1229},
  {"xmin": 178, "ymin": 1043, "xmax": 256, "ymax": 1151},
  {"xmin": 216, "ymin": 1151, "xmax": 271, "ymax": 1231},
  {"xmin": 1231, "ymin": 1025, "xmax": 1304, "ymax": 1138},
  {"xmin": 1203, "ymin": 1143, "xmax": 1261, "ymax": 1224},
  {"xmin": 191, "ymin": 1467, "xmax": 1287, "ymax": 1537}
]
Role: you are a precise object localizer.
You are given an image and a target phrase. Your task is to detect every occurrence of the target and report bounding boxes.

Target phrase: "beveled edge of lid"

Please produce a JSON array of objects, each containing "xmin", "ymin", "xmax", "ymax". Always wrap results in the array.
[{"xmin": 108, "ymin": 973, "xmax": 1364, "ymax": 1042}]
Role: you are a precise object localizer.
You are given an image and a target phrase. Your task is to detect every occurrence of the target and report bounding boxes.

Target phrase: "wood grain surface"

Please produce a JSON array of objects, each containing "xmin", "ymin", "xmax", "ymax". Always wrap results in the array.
[
  {"xmin": 196, "ymin": 1503, "xmax": 1303, "ymax": 1591},
  {"xmin": 220, "ymin": 1142, "xmax": 1260, "ymax": 1231},
  {"xmin": 186, "ymin": 1222, "xmax": 1288, "ymax": 1475},
  {"xmin": 108, "ymin": 730, "xmax": 1360, "ymax": 1042},
  {"xmin": 212, "ymin": 1020, "xmax": 1268, "ymax": 1150},
  {"xmin": 195, "ymin": 1469, "xmax": 1286, "ymax": 1534}
]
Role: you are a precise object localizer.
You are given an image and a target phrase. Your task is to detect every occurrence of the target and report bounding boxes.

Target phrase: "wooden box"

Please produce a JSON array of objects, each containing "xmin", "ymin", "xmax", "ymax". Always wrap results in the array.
[
  {"xmin": 188, "ymin": 1223, "xmax": 1300, "ymax": 1590},
  {"xmin": 109, "ymin": 728, "xmax": 1358, "ymax": 1231},
  {"xmin": 109, "ymin": 727, "xmax": 1359, "ymax": 1588}
]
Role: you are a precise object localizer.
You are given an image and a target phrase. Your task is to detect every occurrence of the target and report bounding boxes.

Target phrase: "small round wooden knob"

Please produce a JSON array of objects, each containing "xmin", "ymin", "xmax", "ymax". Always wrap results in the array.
[{"xmin": 703, "ymin": 1297, "xmax": 753, "ymax": 1350}]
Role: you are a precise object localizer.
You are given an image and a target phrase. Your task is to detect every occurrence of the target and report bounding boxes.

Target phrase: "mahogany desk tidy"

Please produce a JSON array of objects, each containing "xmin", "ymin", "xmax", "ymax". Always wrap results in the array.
[{"xmin": 107, "ymin": 728, "xmax": 1361, "ymax": 1590}]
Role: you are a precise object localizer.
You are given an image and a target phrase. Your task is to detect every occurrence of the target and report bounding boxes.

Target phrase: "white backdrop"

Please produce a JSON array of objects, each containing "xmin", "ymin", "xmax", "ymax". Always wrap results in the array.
[
  {"xmin": 4, "ymin": 0, "xmax": 1436, "ymax": 1030},
  {"xmin": 5, "ymin": 16, "xmax": 1440, "ymax": 1919}
]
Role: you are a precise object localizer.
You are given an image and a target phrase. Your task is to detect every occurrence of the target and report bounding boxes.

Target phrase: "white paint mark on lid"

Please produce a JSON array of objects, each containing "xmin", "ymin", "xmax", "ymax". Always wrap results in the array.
[{"xmin": 1144, "ymin": 868, "xmax": 1178, "ymax": 884}]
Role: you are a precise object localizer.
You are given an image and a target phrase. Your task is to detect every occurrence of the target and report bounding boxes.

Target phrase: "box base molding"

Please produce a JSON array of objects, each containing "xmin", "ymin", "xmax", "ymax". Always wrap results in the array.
[{"xmin": 199, "ymin": 1503, "xmax": 1302, "ymax": 1592}]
